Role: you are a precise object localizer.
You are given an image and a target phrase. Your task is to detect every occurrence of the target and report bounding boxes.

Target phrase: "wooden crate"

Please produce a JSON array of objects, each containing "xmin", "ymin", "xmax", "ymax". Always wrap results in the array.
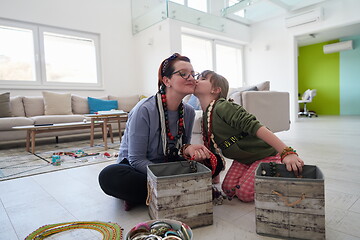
[
  {"xmin": 255, "ymin": 163, "xmax": 325, "ymax": 240},
  {"xmin": 147, "ymin": 161, "xmax": 213, "ymax": 228}
]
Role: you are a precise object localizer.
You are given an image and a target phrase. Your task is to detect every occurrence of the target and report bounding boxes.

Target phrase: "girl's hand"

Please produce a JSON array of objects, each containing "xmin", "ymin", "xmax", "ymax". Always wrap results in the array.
[
  {"xmin": 282, "ymin": 154, "xmax": 304, "ymax": 176},
  {"xmin": 184, "ymin": 144, "xmax": 211, "ymax": 161}
]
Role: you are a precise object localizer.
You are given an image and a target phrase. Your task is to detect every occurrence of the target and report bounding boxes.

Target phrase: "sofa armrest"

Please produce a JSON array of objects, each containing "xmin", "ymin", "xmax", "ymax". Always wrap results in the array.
[{"xmin": 242, "ymin": 91, "xmax": 290, "ymax": 133}]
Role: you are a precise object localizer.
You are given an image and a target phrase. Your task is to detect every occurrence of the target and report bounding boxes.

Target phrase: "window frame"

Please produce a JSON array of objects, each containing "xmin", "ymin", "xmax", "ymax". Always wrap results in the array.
[
  {"xmin": 181, "ymin": 33, "xmax": 245, "ymax": 88},
  {"xmin": 0, "ymin": 18, "xmax": 102, "ymax": 90},
  {"xmin": 214, "ymin": 39, "xmax": 245, "ymax": 88}
]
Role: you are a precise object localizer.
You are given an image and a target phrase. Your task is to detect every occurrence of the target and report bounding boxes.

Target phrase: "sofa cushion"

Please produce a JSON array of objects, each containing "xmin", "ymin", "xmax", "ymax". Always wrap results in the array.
[
  {"xmin": 88, "ymin": 97, "xmax": 118, "ymax": 114},
  {"xmin": 192, "ymin": 110, "xmax": 203, "ymax": 134},
  {"xmin": 0, "ymin": 117, "xmax": 34, "ymax": 130},
  {"xmin": 72, "ymin": 95, "xmax": 108, "ymax": 114},
  {"xmin": 42, "ymin": 91, "xmax": 72, "ymax": 115},
  {"xmin": 255, "ymin": 81, "xmax": 270, "ymax": 91},
  {"xmin": 229, "ymin": 86, "xmax": 258, "ymax": 105},
  {"xmin": 186, "ymin": 94, "xmax": 201, "ymax": 110},
  {"xmin": 72, "ymin": 95, "xmax": 89, "ymax": 114},
  {"xmin": 23, "ymin": 96, "xmax": 45, "ymax": 117},
  {"xmin": 108, "ymin": 95, "xmax": 139, "ymax": 112},
  {"xmin": 0, "ymin": 92, "xmax": 12, "ymax": 118},
  {"xmin": 10, "ymin": 96, "xmax": 26, "ymax": 117},
  {"xmin": 228, "ymin": 81, "xmax": 270, "ymax": 98}
]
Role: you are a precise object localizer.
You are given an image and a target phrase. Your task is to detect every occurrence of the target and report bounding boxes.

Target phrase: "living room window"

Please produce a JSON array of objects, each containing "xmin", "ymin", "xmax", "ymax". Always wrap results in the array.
[
  {"xmin": 0, "ymin": 18, "xmax": 101, "ymax": 89},
  {"xmin": 181, "ymin": 34, "xmax": 244, "ymax": 88}
]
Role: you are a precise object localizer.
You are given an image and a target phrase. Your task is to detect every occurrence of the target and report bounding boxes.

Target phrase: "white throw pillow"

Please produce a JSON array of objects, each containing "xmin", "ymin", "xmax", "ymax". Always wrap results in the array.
[
  {"xmin": 255, "ymin": 81, "xmax": 270, "ymax": 91},
  {"xmin": 229, "ymin": 86, "xmax": 258, "ymax": 105},
  {"xmin": 229, "ymin": 92, "xmax": 242, "ymax": 105},
  {"xmin": 72, "ymin": 95, "xmax": 89, "ymax": 114},
  {"xmin": 42, "ymin": 91, "xmax": 72, "ymax": 115},
  {"xmin": 23, "ymin": 96, "xmax": 45, "ymax": 117}
]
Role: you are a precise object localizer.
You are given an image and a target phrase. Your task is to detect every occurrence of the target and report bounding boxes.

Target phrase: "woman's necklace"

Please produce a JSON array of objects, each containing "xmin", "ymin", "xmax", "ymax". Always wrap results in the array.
[
  {"xmin": 160, "ymin": 92, "xmax": 184, "ymax": 141},
  {"xmin": 157, "ymin": 86, "xmax": 184, "ymax": 157},
  {"xmin": 202, "ymin": 100, "xmax": 226, "ymax": 170}
]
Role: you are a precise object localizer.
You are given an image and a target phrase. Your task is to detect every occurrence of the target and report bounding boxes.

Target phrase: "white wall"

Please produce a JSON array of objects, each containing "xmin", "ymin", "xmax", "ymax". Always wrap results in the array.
[
  {"xmin": 132, "ymin": 16, "xmax": 251, "ymax": 95},
  {"xmin": 132, "ymin": 20, "xmax": 172, "ymax": 95},
  {"xmin": 0, "ymin": 0, "xmax": 137, "ymax": 98},
  {"xmin": 245, "ymin": 0, "xmax": 360, "ymax": 123}
]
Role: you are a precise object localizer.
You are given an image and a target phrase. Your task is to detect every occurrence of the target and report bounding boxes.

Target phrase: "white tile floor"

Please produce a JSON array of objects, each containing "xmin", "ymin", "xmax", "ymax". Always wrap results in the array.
[{"xmin": 1, "ymin": 116, "xmax": 360, "ymax": 239}]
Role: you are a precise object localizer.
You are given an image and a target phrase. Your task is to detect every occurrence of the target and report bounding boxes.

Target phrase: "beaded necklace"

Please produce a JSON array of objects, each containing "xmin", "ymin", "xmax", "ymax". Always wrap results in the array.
[
  {"xmin": 157, "ymin": 86, "xmax": 184, "ymax": 157},
  {"xmin": 202, "ymin": 100, "xmax": 226, "ymax": 170},
  {"xmin": 160, "ymin": 90, "xmax": 184, "ymax": 141}
]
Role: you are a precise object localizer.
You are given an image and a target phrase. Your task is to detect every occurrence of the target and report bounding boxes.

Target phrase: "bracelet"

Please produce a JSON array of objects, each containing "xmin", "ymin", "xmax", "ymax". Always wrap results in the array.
[
  {"xmin": 280, "ymin": 146, "xmax": 298, "ymax": 161},
  {"xmin": 180, "ymin": 144, "xmax": 191, "ymax": 159}
]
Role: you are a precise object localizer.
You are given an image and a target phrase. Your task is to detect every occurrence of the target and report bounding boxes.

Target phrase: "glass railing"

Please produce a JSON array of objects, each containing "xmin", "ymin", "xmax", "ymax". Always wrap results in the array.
[
  {"xmin": 167, "ymin": 2, "xmax": 227, "ymax": 32},
  {"xmin": 131, "ymin": 0, "xmax": 240, "ymax": 35},
  {"xmin": 131, "ymin": 0, "xmax": 167, "ymax": 34}
]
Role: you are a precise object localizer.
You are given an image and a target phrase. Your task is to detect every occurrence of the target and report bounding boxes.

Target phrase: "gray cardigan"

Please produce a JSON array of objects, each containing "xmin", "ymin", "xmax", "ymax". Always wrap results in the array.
[{"xmin": 118, "ymin": 95, "xmax": 195, "ymax": 173}]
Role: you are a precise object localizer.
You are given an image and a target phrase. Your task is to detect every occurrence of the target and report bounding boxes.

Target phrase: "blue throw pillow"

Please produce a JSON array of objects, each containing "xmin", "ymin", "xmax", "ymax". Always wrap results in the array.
[
  {"xmin": 87, "ymin": 97, "xmax": 118, "ymax": 114},
  {"xmin": 187, "ymin": 94, "xmax": 201, "ymax": 110}
]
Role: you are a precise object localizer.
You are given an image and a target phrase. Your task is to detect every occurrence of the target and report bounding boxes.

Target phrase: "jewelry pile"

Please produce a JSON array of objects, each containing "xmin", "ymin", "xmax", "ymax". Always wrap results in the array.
[
  {"xmin": 25, "ymin": 221, "xmax": 123, "ymax": 240},
  {"xmin": 260, "ymin": 162, "xmax": 281, "ymax": 177},
  {"xmin": 261, "ymin": 162, "xmax": 303, "ymax": 178},
  {"xmin": 127, "ymin": 220, "xmax": 192, "ymax": 240}
]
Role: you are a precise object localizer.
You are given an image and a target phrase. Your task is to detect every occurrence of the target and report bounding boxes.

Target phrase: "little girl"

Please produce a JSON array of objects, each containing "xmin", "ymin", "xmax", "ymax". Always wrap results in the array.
[{"xmin": 194, "ymin": 70, "xmax": 304, "ymax": 202}]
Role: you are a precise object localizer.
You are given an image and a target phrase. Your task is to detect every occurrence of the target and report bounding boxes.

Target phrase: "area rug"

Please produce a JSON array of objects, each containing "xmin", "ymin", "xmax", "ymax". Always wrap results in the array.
[{"xmin": 0, "ymin": 140, "xmax": 120, "ymax": 181}]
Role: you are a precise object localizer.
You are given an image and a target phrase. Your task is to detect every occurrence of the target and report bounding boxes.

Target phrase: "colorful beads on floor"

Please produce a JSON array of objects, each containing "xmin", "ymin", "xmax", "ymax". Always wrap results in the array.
[{"xmin": 25, "ymin": 221, "xmax": 123, "ymax": 240}]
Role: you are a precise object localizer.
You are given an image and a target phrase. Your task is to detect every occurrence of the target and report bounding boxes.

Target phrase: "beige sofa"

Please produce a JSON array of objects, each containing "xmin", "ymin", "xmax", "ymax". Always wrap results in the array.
[
  {"xmin": 0, "ymin": 93, "xmax": 139, "ymax": 143},
  {"xmin": 188, "ymin": 81, "xmax": 290, "ymax": 144}
]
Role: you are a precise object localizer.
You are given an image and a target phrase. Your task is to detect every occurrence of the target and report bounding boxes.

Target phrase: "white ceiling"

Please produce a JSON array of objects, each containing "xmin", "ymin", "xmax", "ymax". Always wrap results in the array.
[
  {"xmin": 225, "ymin": 0, "xmax": 328, "ymax": 24},
  {"xmin": 225, "ymin": 0, "xmax": 360, "ymax": 46},
  {"xmin": 296, "ymin": 22, "xmax": 360, "ymax": 46}
]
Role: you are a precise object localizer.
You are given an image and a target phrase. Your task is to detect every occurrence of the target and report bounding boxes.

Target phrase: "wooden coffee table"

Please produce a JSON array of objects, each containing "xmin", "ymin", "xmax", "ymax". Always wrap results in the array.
[
  {"xmin": 12, "ymin": 121, "xmax": 112, "ymax": 153},
  {"xmin": 85, "ymin": 111, "xmax": 128, "ymax": 150}
]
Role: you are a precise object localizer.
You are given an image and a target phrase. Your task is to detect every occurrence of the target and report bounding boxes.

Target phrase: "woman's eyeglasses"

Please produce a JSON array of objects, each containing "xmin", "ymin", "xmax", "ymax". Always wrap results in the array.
[{"xmin": 172, "ymin": 70, "xmax": 200, "ymax": 80}]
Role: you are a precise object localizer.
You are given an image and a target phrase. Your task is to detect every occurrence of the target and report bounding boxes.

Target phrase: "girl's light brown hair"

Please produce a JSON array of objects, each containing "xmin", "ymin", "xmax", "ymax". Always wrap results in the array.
[{"xmin": 200, "ymin": 70, "xmax": 229, "ymax": 99}]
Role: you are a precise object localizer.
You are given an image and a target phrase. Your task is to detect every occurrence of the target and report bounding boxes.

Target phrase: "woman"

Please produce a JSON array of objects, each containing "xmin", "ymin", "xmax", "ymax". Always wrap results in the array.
[
  {"xmin": 98, "ymin": 53, "xmax": 215, "ymax": 210},
  {"xmin": 194, "ymin": 70, "xmax": 304, "ymax": 202}
]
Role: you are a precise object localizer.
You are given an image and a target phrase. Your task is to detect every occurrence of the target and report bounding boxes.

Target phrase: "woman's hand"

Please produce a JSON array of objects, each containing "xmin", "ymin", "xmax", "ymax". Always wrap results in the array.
[
  {"xmin": 282, "ymin": 154, "xmax": 304, "ymax": 176},
  {"xmin": 184, "ymin": 144, "xmax": 211, "ymax": 161}
]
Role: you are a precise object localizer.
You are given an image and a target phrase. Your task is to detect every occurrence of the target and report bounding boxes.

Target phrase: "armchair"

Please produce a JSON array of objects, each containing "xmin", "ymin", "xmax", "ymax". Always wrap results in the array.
[{"xmin": 187, "ymin": 81, "xmax": 290, "ymax": 144}]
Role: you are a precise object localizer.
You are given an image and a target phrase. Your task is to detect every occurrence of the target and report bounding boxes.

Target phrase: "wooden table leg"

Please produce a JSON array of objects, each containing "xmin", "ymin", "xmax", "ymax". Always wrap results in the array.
[
  {"xmin": 117, "ymin": 118, "xmax": 122, "ymax": 142},
  {"xmin": 103, "ymin": 118, "xmax": 108, "ymax": 150},
  {"xmin": 31, "ymin": 130, "xmax": 36, "ymax": 154},
  {"xmin": 101, "ymin": 124, "xmax": 105, "ymax": 141},
  {"xmin": 26, "ymin": 130, "xmax": 30, "ymax": 152},
  {"xmin": 90, "ymin": 119, "xmax": 95, "ymax": 147},
  {"xmin": 108, "ymin": 124, "xmax": 114, "ymax": 143}
]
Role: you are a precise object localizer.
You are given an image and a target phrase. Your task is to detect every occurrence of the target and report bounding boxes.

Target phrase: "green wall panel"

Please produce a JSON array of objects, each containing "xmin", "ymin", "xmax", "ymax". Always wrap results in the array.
[{"xmin": 298, "ymin": 40, "xmax": 340, "ymax": 115}]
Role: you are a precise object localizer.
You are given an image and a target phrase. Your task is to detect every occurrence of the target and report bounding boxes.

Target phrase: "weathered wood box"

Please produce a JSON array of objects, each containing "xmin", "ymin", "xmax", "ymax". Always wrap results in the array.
[
  {"xmin": 255, "ymin": 163, "xmax": 325, "ymax": 240},
  {"xmin": 147, "ymin": 161, "xmax": 213, "ymax": 228}
]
